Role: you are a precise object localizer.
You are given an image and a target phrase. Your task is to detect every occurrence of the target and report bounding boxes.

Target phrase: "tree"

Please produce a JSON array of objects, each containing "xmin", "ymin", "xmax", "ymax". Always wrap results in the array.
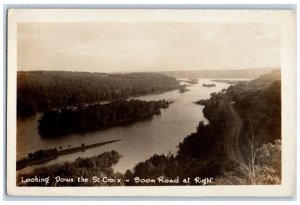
[{"xmin": 215, "ymin": 139, "xmax": 281, "ymax": 185}]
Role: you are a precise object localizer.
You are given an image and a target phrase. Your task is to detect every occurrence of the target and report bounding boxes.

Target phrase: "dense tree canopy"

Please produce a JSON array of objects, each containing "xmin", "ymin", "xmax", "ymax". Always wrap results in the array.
[
  {"xmin": 38, "ymin": 99, "xmax": 172, "ymax": 136},
  {"xmin": 17, "ymin": 71, "xmax": 179, "ymax": 117}
]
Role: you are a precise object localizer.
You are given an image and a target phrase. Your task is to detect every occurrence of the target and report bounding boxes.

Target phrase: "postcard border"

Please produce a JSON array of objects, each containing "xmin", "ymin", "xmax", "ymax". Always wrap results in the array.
[{"xmin": 6, "ymin": 8, "xmax": 297, "ymax": 197}]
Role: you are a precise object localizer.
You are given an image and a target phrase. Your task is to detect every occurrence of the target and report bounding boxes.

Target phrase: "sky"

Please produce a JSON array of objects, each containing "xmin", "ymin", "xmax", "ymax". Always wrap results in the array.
[{"xmin": 17, "ymin": 22, "xmax": 280, "ymax": 72}]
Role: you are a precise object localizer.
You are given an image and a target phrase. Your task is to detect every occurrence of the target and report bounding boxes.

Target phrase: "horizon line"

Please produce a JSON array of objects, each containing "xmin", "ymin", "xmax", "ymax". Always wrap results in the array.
[{"xmin": 17, "ymin": 67, "xmax": 281, "ymax": 73}]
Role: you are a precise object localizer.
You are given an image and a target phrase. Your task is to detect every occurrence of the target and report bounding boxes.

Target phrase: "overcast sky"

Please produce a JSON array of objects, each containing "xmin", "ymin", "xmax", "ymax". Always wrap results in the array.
[{"xmin": 17, "ymin": 22, "xmax": 280, "ymax": 72}]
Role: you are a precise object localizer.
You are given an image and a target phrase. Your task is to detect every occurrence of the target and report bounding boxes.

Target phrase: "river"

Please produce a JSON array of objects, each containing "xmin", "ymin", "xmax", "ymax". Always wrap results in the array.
[{"xmin": 17, "ymin": 79, "xmax": 233, "ymax": 173}]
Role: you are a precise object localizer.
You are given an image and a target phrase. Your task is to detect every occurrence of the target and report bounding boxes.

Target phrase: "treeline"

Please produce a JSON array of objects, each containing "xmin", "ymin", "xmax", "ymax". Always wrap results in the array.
[
  {"xmin": 18, "ymin": 151, "xmax": 123, "ymax": 186},
  {"xmin": 38, "ymin": 99, "xmax": 172, "ymax": 136},
  {"xmin": 163, "ymin": 68, "xmax": 278, "ymax": 79},
  {"xmin": 17, "ymin": 140, "xmax": 121, "ymax": 170},
  {"xmin": 16, "ymin": 148, "xmax": 59, "ymax": 170},
  {"xmin": 19, "ymin": 148, "xmax": 58, "ymax": 162},
  {"xmin": 17, "ymin": 71, "xmax": 179, "ymax": 117}
]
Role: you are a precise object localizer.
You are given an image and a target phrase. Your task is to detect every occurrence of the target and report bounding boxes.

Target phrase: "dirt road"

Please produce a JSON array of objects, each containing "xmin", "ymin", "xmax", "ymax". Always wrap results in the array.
[{"xmin": 224, "ymin": 102, "xmax": 246, "ymax": 165}]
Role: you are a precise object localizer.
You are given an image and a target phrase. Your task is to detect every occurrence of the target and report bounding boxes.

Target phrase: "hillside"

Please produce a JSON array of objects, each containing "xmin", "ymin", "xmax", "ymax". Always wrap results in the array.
[
  {"xmin": 17, "ymin": 71, "xmax": 179, "ymax": 117},
  {"xmin": 162, "ymin": 68, "xmax": 278, "ymax": 79},
  {"xmin": 127, "ymin": 70, "xmax": 281, "ymax": 185}
]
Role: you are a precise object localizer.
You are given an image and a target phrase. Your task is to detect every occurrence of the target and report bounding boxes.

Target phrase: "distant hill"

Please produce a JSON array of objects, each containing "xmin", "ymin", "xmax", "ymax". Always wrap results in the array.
[
  {"xmin": 17, "ymin": 71, "xmax": 179, "ymax": 117},
  {"xmin": 162, "ymin": 68, "xmax": 279, "ymax": 79}
]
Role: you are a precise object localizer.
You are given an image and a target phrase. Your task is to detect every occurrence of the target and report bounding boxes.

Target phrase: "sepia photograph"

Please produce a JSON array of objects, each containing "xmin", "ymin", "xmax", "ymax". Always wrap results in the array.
[{"xmin": 6, "ymin": 9, "xmax": 296, "ymax": 197}]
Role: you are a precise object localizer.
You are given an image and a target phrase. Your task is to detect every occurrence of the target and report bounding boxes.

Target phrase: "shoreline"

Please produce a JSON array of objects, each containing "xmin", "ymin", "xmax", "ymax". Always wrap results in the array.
[{"xmin": 17, "ymin": 139, "xmax": 121, "ymax": 171}]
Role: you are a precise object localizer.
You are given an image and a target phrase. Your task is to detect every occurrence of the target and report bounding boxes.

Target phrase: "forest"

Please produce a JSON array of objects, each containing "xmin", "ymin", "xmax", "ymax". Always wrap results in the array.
[
  {"xmin": 38, "ymin": 99, "xmax": 172, "ymax": 136},
  {"xmin": 17, "ymin": 71, "xmax": 179, "ymax": 117},
  {"xmin": 17, "ymin": 70, "xmax": 281, "ymax": 186},
  {"xmin": 126, "ymin": 70, "xmax": 281, "ymax": 185}
]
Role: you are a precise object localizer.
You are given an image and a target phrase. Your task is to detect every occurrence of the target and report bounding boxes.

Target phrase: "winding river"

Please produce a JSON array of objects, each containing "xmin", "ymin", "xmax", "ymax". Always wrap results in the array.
[{"xmin": 17, "ymin": 79, "xmax": 232, "ymax": 173}]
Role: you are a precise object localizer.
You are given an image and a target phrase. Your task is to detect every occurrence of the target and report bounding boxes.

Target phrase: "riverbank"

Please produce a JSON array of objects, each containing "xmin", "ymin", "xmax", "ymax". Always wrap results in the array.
[
  {"xmin": 17, "ymin": 140, "xmax": 121, "ymax": 170},
  {"xmin": 17, "ymin": 79, "xmax": 231, "ymax": 173}
]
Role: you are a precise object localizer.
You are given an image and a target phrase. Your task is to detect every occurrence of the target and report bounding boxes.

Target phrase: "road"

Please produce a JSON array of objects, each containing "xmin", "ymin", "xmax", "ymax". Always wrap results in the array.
[{"xmin": 224, "ymin": 102, "xmax": 246, "ymax": 165}]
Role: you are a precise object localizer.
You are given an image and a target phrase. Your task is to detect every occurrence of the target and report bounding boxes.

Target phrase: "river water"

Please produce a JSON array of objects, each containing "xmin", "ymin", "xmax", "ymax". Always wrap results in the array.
[{"xmin": 17, "ymin": 79, "xmax": 232, "ymax": 173}]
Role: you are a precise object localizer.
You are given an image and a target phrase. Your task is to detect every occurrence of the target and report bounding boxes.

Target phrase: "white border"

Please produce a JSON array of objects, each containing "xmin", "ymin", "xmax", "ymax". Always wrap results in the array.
[{"xmin": 6, "ymin": 9, "xmax": 296, "ymax": 197}]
